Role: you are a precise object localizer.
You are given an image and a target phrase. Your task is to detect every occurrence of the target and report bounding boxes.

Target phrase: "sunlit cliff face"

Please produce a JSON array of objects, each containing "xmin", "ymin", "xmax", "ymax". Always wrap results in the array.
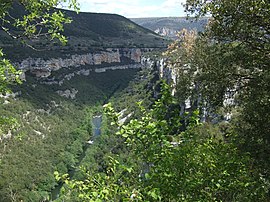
[{"xmin": 16, "ymin": 48, "xmax": 148, "ymax": 78}]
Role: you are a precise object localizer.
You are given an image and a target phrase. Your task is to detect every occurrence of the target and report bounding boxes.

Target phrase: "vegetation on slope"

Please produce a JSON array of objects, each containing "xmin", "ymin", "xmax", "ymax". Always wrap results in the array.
[
  {"xmin": 1, "ymin": 2, "xmax": 169, "ymax": 60},
  {"xmin": 0, "ymin": 67, "xmax": 140, "ymax": 201},
  {"xmin": 54, "ymin": 0, "xmax": 270, "ymax": 201},
  {"xmin": 56, "ymin": 83, "xmax": 268, "ymax": 201}
]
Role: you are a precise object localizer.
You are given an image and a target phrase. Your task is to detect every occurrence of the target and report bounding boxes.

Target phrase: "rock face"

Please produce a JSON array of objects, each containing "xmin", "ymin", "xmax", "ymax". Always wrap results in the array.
[
  {"xmin": 141, "ymin": 57, "xmax": 176, "ymax": 86},
  {"xmin": 93, "ymin": 49, "xmax": 121, "ymax": 65},
  {"xmin": 94, "ymin": 64, "xmax": 141, "ymax": 73},
  {"xmin": 17, "ymin": 48, "xmax": 151, "ymax": 78},
  {"xmin": 142, "ymin": 56, "xmax": 236, "ymax": 123},
  {"xmin": 39, "ymin": 64, "xmax": 142, "ymax": 86},
  {"xmin": 56, "ymin": 88, "xmax": 78, "ymax": 99},
  {"xmin": 154, "ymin": 27, "xmax": 178, "ymax": 38},
  {"xmin": 122, "ymin": 48, "xmax": 142, "ymax": 62}
]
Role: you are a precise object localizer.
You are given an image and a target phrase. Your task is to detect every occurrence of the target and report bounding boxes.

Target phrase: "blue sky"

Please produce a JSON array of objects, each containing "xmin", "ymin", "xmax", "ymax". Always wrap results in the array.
[{"xmin": 76, "ymin": 0, "xmax": 187, "ymax": 18}]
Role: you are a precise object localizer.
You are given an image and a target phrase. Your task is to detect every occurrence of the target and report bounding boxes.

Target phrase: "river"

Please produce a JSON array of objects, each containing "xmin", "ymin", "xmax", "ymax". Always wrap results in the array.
[
  {"xmin": 92, "ymin": 115, "xmax": 102, "ymax": 136},
  {"xmin": 50, "ymin": 115, "xmax": 102, "ymax": 201}
]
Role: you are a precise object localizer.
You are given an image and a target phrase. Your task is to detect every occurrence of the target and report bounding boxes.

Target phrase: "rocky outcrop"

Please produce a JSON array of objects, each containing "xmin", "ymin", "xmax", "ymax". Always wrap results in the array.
[
  {"xmin": 154, "ymin": 27, "xmax": 178, "ymax": 39},
  {"xmin": 122, "ymin": 48, "xmax": 142, "ymax": 62},
  {"xmin": 56, "ymin": 88, "xmax": 78, "ymax": 99},
  {"xmin": 141, "ymin": 57, "xmax": 176, "ymax": 86},
  {"xmin": 142, "ymin": 56, "xmax": 236, "ymax": 123},
  {"xmin": 93, "ymin": 49, "xmax": 121, "ymax": 64},
  {"xmin": 40, "ymin": 64, "xmax": 142, "ymax": 86},
  {"xmin": 17, "ymin": 48, "xmax": 151, "ymax": 78},
  {"xmin": 94, "ymin": 64, "xmax": 141, "ymax": 73}
]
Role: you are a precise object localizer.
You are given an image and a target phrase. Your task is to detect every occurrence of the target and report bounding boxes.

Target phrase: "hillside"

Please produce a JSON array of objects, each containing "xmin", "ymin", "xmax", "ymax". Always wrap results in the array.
[
  {"xmin": 130, "ymin": 17, "xmax": 208, "ymax": 39},
  {"xmin": 0, "ymin": 4, "xmax": 168, "ymax": 60},
  {"xmin": 63, "ymin": 11, "xmax": 167, "ymax": 47}
]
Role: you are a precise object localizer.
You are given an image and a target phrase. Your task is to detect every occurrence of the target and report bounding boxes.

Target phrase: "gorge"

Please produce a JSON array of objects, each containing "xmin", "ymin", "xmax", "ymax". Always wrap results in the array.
[
  {"xmin": 1, "ymin": 0, "xmax": 267, "ymax": 201},
  {"xmin": 0, "ymin": 4, "xmax": 171, "ymax": 200}
]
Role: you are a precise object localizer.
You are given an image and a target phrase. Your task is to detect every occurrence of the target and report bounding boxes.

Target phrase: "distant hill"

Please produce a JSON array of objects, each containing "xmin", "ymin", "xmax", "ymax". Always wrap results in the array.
[
  {"xmin": 130, "ymin": 17, "xmax": 208, "ymax": 39},
  {"xmin": 0, "ymin": 4, "xmax": 169, "ymax": 60},
  {"xmin": 61, "ymin": 10, "xmax": 169, "ymax": 49}
]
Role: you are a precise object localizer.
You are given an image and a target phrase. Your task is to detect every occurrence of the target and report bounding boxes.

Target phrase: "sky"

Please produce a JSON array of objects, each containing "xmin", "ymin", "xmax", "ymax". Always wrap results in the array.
[{"xmin": 76, "ymin": 0, "xmax": 187, "ymax": 18}]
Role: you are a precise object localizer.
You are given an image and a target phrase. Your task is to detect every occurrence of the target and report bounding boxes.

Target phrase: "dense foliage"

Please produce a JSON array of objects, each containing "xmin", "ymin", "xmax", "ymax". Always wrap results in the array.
[
  {"xmin": 0, "ymin": 99, "xmax": 89, "ymax": 201},
  {"xmin": 183, "ymin": 0, "xmax": 270, "ymax": 177},
  {"xmin": 52, "ymin": 0, "xmax": 270, "ymax": 201},
  {"xmin": 0, "ymin": 66, "xmax": 140, "ymax": 201},
  {"xmin": 0, "ymin": 0, "xmax": 79, "ymax": 44},
  {"xmin": 56, "ymin": 83, "xmax": 268, "ymax": 201},
  {"xmin": 0, "ymin": 0, "xmax": 269, "ymax": 201}
]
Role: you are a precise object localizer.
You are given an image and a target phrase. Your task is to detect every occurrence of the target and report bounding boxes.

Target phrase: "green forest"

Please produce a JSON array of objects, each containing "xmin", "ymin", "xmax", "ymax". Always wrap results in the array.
[{"xmin": 0, "ymin": 0, "xmax": 269, "ymax": 201}]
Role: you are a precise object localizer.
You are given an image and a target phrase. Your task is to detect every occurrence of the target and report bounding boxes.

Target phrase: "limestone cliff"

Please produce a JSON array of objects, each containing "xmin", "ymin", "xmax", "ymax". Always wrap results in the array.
[
  {"xmin": 141, "ymin": 57, "xmax": 176, "ymax": 86},
  {"xmin": 17, "ymin": 48, "xmax": 152, "ymax": 78},
  {"xmin": 141, "ymin": 56, "xmax": 235, "ymax": 122},
  {"xmin": 154, "ymin": 27, "xmax": 178, "ymax": 39}
]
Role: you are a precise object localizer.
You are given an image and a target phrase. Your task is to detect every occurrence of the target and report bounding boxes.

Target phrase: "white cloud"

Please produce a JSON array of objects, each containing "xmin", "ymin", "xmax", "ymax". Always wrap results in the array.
[
  {"xmin": 162, "ymin": 0, "xmax": 185, "ymax": 8},
  {"xmin": 76, "ymin": 0, "xmax": 187, "ymax": 18}
]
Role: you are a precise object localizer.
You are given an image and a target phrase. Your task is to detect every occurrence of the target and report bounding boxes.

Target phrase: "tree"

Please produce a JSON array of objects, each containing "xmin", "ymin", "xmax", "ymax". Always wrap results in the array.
[
  {"xmin": 0, "ymin": 0, "xmax": 79, "ymax": 92},
  {"xmin": 56, "ymin": 83, "xmax": 268, "ymax": 201},
  {"xmin": 1, "ymin": 0, "xmax": 79, "ymax": 45},
  {"xmin": 179, "ymin": 0, "xmax": 270, "ymax": 177}
]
